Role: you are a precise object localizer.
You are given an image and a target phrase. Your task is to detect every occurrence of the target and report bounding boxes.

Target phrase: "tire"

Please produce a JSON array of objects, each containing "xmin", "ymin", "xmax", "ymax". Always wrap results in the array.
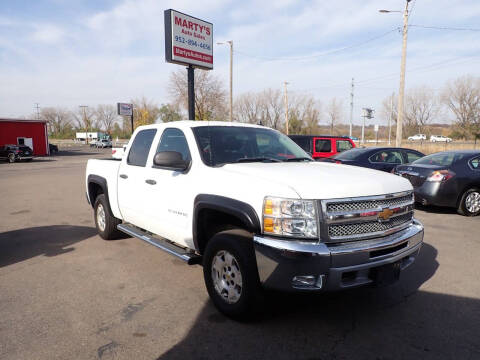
[
  {"xmin": 94, "ymin": 194, "xmax": 122, "ymax": 239},
  {"xmin": 8, "ymin": 153, "xmax": 15, "ymax": 163},
  {"xmin": 203, "ymin": 229, "xmax": 263, "ymax": 320},
  {"xmin": 457, "ymin": 188, "xmax": 480, "ymax": 216}
]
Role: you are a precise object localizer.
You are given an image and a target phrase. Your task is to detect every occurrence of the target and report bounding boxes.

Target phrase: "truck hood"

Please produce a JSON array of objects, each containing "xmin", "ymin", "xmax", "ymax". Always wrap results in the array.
[{"xmin": 221, "ymin": 161, "xmax": 412, "ymax": 199}]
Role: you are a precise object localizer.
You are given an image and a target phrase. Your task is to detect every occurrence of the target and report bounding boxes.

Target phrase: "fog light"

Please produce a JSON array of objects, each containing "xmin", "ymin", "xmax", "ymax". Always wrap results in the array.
[{"xmin": 292, "ymin": 275, "xmax": 324, "ymax": 289}]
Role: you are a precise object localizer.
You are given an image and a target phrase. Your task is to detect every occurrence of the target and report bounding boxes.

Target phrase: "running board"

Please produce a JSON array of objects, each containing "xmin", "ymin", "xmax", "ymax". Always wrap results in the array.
[{"xmin": 117, "ymin": 224, "xmax": 202, "ymax": 265}]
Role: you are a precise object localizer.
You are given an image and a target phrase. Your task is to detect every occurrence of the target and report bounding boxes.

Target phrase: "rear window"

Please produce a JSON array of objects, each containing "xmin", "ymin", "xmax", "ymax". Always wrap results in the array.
[
  {"xmin": 336, "ymin": 140, "xmax": 353, "ymax": 152},
  {"xmin": 469, "ymin": 157, "xmax": 480, "ymax": 170},
  {"xmin": 315, "ymin": 139, "xmax": 332, "ymax": 153},
  {"xmin": 127, "ymin": 129, "xmax": 157, "ymax": 167},
  {"xmin": 413, "ymin": 152, "xmax": 467, "ymax": 166}
]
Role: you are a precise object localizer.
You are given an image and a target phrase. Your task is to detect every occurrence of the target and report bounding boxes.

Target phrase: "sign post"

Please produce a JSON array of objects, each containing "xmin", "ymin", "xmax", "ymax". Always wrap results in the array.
[
  {"xmin": 117, "ymin": 103, "xmax": 134, "ymax": 134},
  {"xmin": 374, "ymin": 124, "xmax": 379, "ymax": 145},
  {"xmin": 164, "ymin": 9, "xmax": 213, "ymax": 120}
]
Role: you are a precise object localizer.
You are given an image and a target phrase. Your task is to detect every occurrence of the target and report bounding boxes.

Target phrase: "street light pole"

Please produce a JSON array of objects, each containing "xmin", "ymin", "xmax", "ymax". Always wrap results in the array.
[
  {"xmin": 380, "ymin": 0, "xmax": 411, "ymax": 147},
  {"xmin": 217, "ymin": 41, "xmax": 233, "ymax": 122}
]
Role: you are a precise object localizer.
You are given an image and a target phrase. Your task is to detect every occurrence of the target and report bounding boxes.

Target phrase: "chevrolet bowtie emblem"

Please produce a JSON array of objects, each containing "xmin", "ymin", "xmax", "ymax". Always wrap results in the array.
[{"xmin": 378, "ymin": 208, "xmax": 394, "ymax": 221}]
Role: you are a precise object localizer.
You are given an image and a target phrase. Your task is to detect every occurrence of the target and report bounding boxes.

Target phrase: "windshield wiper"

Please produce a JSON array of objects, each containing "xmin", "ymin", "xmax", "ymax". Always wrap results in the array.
[
  {"xmin": 234, "ymin": 157, "xmax": 281, "ymax": 163},
  {"xmin": 283, "ymin": 157, "xmax": 313, "ymax": 162}
]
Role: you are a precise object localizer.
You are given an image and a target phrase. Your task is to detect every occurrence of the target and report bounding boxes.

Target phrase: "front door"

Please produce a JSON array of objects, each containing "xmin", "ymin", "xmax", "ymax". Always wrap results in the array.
[{"xmin": 142, "ymin": 128, "xmax": 193, "ymax": 248}]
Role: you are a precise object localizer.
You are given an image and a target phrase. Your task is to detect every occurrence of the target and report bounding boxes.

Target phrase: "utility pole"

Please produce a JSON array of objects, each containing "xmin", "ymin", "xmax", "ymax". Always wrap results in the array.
[
  {"xmin": 361, "ymin": 108, "xmax": 374, "ymax": 144},
  {"xmin": 379, "ymin": 0, "xmax": 411, "ymax": 147},
  {"xmin": 228, "ymin": 41, "xmax": 233, "ymax": 122},
  {"xmin": 283, "ymin": 81, "xmax": 289, "ymax": 135},
  {"xmin": 34, "ymin": 103, "xmax": 40, "ymax": 120},
  {"xmin": 217, "ymin": 40, "xmax": 234, "ymax": 122},
  {"xmin": 389, "ymin": 93, "xmax": 394, "ymax": 145},
  {"xmin": 79, "ymin": 105, "xmax": 89, "ymax": 145},
  {"xmin": 349, "ymin": 78, "xmax": 354, "ymax": 138}
]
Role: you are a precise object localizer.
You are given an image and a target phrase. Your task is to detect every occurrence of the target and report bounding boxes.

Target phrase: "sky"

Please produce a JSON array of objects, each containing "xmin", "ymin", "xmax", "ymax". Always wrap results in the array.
[{"xmin": 1, "ymin": 0, "xmax": 479, "ymax": 126}]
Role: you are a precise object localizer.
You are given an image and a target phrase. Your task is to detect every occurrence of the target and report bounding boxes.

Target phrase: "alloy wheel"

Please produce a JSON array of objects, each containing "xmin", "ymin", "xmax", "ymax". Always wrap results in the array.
[
  {"xmin": 465, "ymin": 192, "xmax": 480, "ymax": 213},
  {"xmin": 211, "ymin": 250, "xmax": 243, "ymax": 304}
]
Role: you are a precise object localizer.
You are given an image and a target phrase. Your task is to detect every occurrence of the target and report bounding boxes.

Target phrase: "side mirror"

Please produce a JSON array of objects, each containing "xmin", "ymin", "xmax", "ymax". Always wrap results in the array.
[{"xmin": 153, "ymin": 151, "xmax": 189, "ymax": 171}]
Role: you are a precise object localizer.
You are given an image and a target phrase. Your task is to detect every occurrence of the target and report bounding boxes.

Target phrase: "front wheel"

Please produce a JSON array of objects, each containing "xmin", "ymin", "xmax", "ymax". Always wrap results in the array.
[
  {"xmin": 458, "ymin": 188, "xmax": 480, "ymax": 216},
  {"xmin": 203, "ymin": 229, "xmax": 263, "ymax": 320},
  {"xmin": 94, "ymin": 194, "xmax": 122, "ymax": 239}
]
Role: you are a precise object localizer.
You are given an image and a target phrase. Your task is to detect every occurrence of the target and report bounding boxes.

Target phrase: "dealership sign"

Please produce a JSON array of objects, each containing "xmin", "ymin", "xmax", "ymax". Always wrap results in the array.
[
  {"xmin": 164, "ymin": 9, "xmax": 213, "ymax": 70},
  {"xmin": 117, "ymin": 103, "xmax": 133, "ymax": 116}
]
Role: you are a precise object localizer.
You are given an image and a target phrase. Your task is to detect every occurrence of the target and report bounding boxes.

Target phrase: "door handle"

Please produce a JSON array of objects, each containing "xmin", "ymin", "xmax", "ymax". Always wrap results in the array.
[
  {"xmin": 145, "ymin": 179, "xmax": 156, "ymax": 185},
  {"xmin": 119, "ymin": 174, "xmax": 128, "ymax": 179}
]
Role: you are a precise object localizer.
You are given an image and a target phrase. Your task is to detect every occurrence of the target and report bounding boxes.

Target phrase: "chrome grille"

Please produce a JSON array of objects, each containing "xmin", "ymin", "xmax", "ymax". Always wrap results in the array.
[
  {"xmin": 328, "ymin": 213, "xmax": 413, "ymax": 238},
  {"xmin": 321, "ymin": 191, "xmax": 414, "ymax": 242},
  {"xmin": 326, "ymin": 194, "xmax": 413, "ymax": 213}
]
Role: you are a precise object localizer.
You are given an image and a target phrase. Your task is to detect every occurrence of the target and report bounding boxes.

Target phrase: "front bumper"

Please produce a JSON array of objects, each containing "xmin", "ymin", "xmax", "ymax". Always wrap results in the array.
[{"xmin": 253, "ymin": 220, "xmax": 424, "ymax": 291}]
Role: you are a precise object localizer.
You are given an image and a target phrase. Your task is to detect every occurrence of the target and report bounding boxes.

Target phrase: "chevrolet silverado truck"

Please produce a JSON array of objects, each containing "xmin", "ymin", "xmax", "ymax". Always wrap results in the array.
[{"xmin": 85, "ymin": 121, "xmax": 424, "ymax": 319}]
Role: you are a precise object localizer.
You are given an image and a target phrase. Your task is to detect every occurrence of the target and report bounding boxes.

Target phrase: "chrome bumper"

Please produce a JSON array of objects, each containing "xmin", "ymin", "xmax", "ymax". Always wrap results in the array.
[{"xmin": 253, "ymin": 220, "xmax": 424, "ymax": 291}]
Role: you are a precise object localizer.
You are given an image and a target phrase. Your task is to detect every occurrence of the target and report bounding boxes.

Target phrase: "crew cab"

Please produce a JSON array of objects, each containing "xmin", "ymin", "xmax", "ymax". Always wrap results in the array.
[
  {"xmin": 289, "ymin": 135, "xmax": 355, "ymax": 159},
  {"xmin": 86, "ymin": 121, "xmax": 424, "ymax": 319}
]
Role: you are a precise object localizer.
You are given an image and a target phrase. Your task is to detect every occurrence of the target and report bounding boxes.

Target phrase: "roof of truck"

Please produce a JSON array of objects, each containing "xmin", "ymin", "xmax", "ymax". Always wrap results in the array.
[{"xmin": 137, "ymin": 121, "xmax": 266, "ymax": 131}]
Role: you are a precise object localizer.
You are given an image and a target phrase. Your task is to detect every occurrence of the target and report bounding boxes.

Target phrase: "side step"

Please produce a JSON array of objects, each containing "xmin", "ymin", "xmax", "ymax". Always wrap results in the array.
[{"xmin": 117, "ymin": 224, "xmax": 202, "ymax": 265}]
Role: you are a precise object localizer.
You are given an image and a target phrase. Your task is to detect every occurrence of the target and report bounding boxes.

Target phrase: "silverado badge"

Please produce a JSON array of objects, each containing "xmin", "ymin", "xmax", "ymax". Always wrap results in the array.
[{"xmin": 378, "ymin": 208, "xmax": 394, "ymax": 222}]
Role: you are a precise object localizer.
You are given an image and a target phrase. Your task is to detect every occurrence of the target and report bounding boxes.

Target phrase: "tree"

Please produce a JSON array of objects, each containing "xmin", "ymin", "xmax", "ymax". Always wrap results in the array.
[
  {"xmin": 73, "ymin": 106, "xmax": 96, "ymax": 133},
  {"xmin": 96, "ymin": 104, "xmax": 119, "ymax": 134},
  {"xmin": 442, "ymin": 75, "xmax": 480, "ymax": 139},
  {"xmin": 168, "ymin": 69, "xmax": 227, "ymax": 120},
  {"xmin": 380, "ymin": 93, "xmax": 397, "ymax": 140},
  {"xmin": 325, "ymin": 98, "xmax": 343, "ymax": 135},
  {"xmin": 287, "ymin": 95, "xmax": 322, "ymax": 135},
  {"xmin": 40, "ymin": 107, "xmax": 73, "ymax": 138},
  {"xmin": 158, "ymin": 103, "xmax": 182, "ymax": 123},
  {"xmin": 404, "ymin": 86, "xmax": 439, "ymax": 136},
  {"xmin": 131, "ymin": 97, "xmax": 161, "ymax": 128}
]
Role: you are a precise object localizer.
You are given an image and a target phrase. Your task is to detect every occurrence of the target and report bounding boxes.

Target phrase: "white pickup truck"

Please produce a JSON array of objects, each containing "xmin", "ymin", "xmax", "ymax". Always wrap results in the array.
[{"xmin": 85, "ymin": 121, "xmax": 424, "ymax": 318}]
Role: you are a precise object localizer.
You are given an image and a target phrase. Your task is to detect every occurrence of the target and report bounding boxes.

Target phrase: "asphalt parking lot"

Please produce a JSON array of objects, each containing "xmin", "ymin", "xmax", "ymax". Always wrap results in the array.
[{"xmin": 1, "ymin": 147, "xmax": 479, "ymax": 360}]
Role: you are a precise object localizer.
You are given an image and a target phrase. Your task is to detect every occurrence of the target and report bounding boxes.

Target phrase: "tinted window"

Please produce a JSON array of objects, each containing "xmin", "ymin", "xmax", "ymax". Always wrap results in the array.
[
  {"xmin": 470, "ymin": 157, "xmax": 480, "ymax": 170},
  {"xmin": 406, "ymin": 151, "xmax": 422, "ymax": 163},
  {"xmin": 291, "ymin": 138, "xmax": 311, "ymax": 153},
  {"xmin": 192, "ymin": 126, "xmax": 309, "ymax": 166},
  {"xmin": 127, "ymin": 129, "xmax": 157, "ymax": 167},
  {"xmin": 334, "ymin": 148, "xmax": 369, "ymax": 160},
  {"xmin": 315, "ymin": 139, "xmax": 332, "ymax": 152},
  {"xmin": 370, "ymin": 150, "xmax": 403, "ymax": 164},
  {"xmin": 156, "ymin": 128, "xmax": 191, "ymax": 162},
  {"xmin": 336, "ymin": 140, "xmax": 353, "ymax": 152},
  {"xmin": 413, "ymin": 152, "xmax": 467, "ymax": 166}
]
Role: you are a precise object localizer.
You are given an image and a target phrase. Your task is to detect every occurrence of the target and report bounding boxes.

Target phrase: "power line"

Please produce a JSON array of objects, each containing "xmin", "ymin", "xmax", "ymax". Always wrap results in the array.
[
  {"xmin": 234, "ymin": 28, "xmax": 399, "ymax": 62},
  {"xmin": 410, "ymin": 24, "xmax": 480, "ymax": 32}
]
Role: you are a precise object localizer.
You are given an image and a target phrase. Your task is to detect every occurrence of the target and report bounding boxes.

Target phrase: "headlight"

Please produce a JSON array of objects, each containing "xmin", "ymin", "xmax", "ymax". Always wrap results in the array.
[{"xmin": 262, "ymin": 197, "xmax": 318, "ymax": 238}]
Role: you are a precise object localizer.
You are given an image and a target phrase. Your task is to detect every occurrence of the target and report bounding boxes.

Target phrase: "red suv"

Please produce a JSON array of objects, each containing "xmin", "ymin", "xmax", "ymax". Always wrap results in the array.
[{"xmin": 289, "ymin": 135, "xmax": 356, "ymax": 159}]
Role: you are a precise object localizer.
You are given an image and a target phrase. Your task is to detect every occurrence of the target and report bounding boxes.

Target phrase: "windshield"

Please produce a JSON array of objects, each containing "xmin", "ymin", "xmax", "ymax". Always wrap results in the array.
[
  {"xmin": 192, "ymin": 126, "xmax": 312, "ymax": 166},
  {"xmin": 333, "ymin": 148, "xmax": 368, "ymax": 160},
  {"xmin": 412, "ymin": 152, "xmax": 467, "ymax": 166}
]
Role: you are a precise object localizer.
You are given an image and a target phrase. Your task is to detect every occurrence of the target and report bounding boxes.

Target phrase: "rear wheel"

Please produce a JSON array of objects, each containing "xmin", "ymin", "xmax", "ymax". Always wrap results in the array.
[
  {"xmin": 94, "ymin": 194, "xmax": 122, "ymax": 239},
  {"xmin": 203, "ymin": 229, "xmax": 263, "ymax": 320},
  {"xmin": 458, "ymin": 188, "xmax": 480, "ymax": 216},
  {"xmin": 8, "ymin": 153, "xmax": 15, "ymax": 163}
]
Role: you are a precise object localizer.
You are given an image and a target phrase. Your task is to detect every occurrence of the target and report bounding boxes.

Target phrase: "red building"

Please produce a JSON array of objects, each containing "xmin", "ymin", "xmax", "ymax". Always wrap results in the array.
[{"xmin": 0, "ymin": 118, "xmax": 49, "ymax": 156}]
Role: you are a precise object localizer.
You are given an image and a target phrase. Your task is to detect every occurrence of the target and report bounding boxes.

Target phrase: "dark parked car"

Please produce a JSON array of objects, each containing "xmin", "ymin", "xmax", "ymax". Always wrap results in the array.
[
  {"xmin": 394, "ymin": 150, "xmax": 480, "ymax": 216},
  {"xmin": 0, "ymin": 144, "xmax": 33, "ymax": 163},
  {"xmin": 49, "ymin": 143, "xmax": 59, "ymax": 154},
  {"xmin": 322, "ymin": 147, "xmax": 425, "ymax": 172}
]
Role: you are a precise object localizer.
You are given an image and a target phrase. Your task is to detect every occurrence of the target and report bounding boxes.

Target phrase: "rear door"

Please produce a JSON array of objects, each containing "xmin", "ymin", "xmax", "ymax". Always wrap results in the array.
[
  {"xmin": 369, "ymin": 149, "xmax": 404, "ymax": 172},
  {"xmin": 313, "ymin": 138, "xmax": 334, "ymax": 158},
  {"xmin": 117, "ymin": 128, "xmax": 157, "ymax": 228}
]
